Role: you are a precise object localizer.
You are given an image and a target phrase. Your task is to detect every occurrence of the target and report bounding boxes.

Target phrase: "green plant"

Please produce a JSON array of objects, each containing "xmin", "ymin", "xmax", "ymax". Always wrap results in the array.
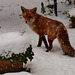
[
  {"xmin": 41, "ymin": 0, "xmax": 54, "ymax": 16},
  {"xmin": 69, "ymin": 16, "xmax": 75, "ymax": 28},
  {"xmin": 62, "ymin": 10, "xmax": 70, "ymax": 18},
  {"xmin": 20, "ymin": 29, "xmax": 26, "ymax": 36},
  {"xmin": 0, "ymin": 45, "xmax": 34, "ymax": 72},
  {"xmin": 46, "ymin": 0, "xmax": 53, "ymax": 14},
  {"xmin": 41, "ymin": 2, "xmax": 46, "ymax": 14}
]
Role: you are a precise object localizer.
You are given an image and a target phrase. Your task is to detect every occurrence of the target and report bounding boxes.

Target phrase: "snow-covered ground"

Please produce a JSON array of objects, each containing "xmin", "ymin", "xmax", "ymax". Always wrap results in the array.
[{"xmin": 0, "ymin": 0, "xmax": 75, "ymax": 75}]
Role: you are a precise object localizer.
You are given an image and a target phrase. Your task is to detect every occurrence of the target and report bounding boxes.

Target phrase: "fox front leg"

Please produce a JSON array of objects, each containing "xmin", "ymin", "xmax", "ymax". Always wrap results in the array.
[
  {"xmin": 37, "ymin": 35, "xmax": 42, "ymax": 47},
  {"xmin": 37, "ymin": 35, "xmax": 48, "ymax": 49}
]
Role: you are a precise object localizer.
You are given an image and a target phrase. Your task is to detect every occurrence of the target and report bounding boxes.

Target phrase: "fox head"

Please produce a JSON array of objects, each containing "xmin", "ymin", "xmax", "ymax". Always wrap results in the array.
[{"xmin": 21, "ymin": 6, "xmax": 37, "ymax": 21}]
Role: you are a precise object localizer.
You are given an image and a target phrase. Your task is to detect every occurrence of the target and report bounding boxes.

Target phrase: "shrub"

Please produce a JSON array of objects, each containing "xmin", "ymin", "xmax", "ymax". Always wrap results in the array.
[
  {"xmin": 0, "ymin": 45, "xmax": 34, "ymax": 74},
  {"xmin": 69, "ymin": 16, "xmax": 75, "ymax": 28}
]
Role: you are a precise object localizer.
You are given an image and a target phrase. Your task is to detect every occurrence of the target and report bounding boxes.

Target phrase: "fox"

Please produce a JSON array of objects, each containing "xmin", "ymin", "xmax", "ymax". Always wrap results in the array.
[{"xmin": 21, "ymin": 6, "xmax": 75, "ymax": 57}]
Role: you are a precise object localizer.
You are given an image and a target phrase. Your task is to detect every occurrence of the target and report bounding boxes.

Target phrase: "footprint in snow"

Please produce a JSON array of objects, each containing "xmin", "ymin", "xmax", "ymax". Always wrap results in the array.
[
  {"xmin": 16, "ymin": 4, "xmax": 20, "ymax": 6},
  {"xmin": 0, "ymin": 5, "xmax": 4, "ymax": 8},
  {"xmin": 19, "ymin": 14, "xmax": 22, "ymax": 19},
  {"xmin": 10, "ymin": 13, "xmax": 15, "ymax": 16},
  {"xmin": 0, "ymin": 9, "xmax": 3, "ymax": 11}
]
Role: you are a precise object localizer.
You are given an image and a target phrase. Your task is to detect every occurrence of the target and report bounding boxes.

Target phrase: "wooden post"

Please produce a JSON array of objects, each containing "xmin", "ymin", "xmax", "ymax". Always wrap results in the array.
[{"xmin": 54, "ymin": 0, "xmax": 57, "ymax": 16}]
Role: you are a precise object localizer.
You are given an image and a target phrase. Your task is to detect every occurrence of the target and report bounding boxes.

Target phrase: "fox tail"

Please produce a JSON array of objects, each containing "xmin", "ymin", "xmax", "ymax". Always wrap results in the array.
[{"xmin": 57, "ymin": 26, "xmax": 75, "ymax": 57}]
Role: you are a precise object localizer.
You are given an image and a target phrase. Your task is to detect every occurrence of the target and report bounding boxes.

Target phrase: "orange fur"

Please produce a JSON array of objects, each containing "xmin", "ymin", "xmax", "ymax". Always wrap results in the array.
[{"xmin": 21, "ymin": 6, "xmax": 75, "ymax": 57}]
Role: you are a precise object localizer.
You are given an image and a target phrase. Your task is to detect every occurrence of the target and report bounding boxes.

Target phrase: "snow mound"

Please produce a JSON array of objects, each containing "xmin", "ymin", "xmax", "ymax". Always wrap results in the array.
[
  {"xmin": 0, "ymin": 32, "xmax": 30, "ymax": 53},
  {"xmin": 4, "ymin": 72, "xmax": 33, "ymax": 75}
]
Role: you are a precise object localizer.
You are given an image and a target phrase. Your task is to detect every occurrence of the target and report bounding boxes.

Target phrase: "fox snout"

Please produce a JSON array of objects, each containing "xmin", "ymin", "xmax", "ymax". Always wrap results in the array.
[{"xmin": 25, "ymin": 21, "xmax": 27, "ymax": 23}]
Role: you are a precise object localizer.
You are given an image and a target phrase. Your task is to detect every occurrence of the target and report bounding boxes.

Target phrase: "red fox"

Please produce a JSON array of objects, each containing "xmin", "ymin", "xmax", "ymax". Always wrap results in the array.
[{"xmin": 21, "ymin": 6, "xmax": 75, "ymax": 57}]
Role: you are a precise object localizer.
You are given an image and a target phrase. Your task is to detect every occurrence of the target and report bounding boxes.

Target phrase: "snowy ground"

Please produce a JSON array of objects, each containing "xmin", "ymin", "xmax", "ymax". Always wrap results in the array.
[{"xmin": 0, "ymin": 0, "xmax": 75, "ymax": 75}]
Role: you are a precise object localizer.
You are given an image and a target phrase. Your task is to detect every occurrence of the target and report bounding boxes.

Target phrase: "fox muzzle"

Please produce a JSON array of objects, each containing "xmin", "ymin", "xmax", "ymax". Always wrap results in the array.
[{"xmin": 25, "ymin": 21, "xmax": 27, "ymax": 23}]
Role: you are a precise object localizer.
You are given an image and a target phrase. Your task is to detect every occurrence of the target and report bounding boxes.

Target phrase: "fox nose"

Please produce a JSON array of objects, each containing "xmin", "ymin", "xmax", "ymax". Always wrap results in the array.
[{"xmin": 25, "ymin": 21, "xmax": 27, "ymax": 23}]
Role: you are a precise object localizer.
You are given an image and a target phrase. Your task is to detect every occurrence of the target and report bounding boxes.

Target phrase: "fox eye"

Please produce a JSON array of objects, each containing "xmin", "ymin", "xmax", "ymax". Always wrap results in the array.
[
  {"xmin": 29, "ymin": 15, "xmax": 32, "ymax": 18},
  {"xmin": 25, "ymin": 14, "xmax": 32, "ymax": 18}
]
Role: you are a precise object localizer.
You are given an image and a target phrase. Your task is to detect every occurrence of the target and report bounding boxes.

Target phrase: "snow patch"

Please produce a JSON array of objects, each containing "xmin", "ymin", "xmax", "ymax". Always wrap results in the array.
[
  {"xmin": 0, "ymin": 32, "xmax": 30, "ymax": 53},
  {"xmin": 69, "ymin": 7, "xmax": 75, "ymax": 16}
]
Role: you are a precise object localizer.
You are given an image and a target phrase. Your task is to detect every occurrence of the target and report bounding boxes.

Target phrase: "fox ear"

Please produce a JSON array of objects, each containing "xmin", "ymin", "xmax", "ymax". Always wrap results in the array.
[
  {"xmin": 21, "ymin": 6, "xmax": 27, "ymax": 13},
  {"xmin": 31, "ymin": 7, "xmax": 37, "ymax": 13}
]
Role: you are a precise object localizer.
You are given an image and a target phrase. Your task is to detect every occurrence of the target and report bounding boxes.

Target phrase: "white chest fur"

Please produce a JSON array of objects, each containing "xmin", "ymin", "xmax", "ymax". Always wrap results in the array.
[{"xmin": 27, "ymin": 19, "xmax": 36, "ymax": 30}]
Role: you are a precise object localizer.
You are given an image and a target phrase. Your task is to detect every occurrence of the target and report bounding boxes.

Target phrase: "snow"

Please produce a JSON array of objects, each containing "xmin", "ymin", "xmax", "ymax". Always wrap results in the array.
[
  {"xmin": 69, "ymin": 7, "xmax": 75, "ymax": 16},
  {"xmin": 0, "ymin": 32, "xmax": 30, "ymax": 53},
  {"xmin": 0, "ymin": 0, "xmax": 75, "ymax": 75}
]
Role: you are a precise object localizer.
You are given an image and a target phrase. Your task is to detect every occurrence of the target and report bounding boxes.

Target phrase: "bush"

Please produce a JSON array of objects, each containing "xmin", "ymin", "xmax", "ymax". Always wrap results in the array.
[
  {"xmin": 69, "ymin": 16, "xmax": 75, "ymax": 28},
  {"xmin": 0, "ymin": 45, "xmax": 34, "ymax": 74},
  {"xmin": 41, "ymin": 0, "xmax": 54, "ymax": 16}
]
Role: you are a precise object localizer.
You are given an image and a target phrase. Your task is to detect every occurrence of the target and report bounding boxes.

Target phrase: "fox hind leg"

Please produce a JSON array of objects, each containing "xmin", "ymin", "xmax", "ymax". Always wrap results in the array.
[{"xmin": 46, "ymin": 37, "xmax": 53, "ymax": 52}]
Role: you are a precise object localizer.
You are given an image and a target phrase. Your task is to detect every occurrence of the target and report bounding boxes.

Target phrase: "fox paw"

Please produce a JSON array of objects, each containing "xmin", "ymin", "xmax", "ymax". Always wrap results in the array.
[
  {"xmin": 63, "ymin": 52, "xmax": 75, "ymax": 57},
  {"xmin": 46, "ymin": 50, "xmax": 49, "ymax": 52},
  {"xmin": 37, "ymin": 45, "xmax": 41, "ymax": 47}
]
